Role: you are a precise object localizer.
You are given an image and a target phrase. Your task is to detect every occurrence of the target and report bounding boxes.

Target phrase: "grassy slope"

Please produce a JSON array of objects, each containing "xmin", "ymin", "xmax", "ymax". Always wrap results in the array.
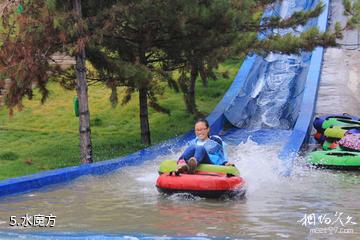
[{"xmin": 0, "ymin": 59, "xmax": 241, "ymax": 180}]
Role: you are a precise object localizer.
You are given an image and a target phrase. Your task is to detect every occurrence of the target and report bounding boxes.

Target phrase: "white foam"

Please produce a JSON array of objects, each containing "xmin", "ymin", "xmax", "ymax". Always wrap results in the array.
[{"xmin": 227, "ymin": 138, "xmax": 284, "ymax": 195}]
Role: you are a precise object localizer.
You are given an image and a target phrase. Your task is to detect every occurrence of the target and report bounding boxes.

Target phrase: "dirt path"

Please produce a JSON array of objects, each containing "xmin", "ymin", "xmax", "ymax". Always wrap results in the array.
[{"xmin": 315, "ymin": 0, "xmax": 360, "ymax": 116}]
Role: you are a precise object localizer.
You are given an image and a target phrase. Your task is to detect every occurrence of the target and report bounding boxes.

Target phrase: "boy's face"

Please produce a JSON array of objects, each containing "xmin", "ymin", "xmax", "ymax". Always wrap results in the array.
[{"xmin": 195, "ymin": 122, "xmax": 209, "ymax": 140}]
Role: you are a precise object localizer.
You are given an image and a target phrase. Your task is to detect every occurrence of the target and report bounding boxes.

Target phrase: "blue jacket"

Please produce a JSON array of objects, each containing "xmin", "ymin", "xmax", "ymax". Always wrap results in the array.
[{"xmin": 190, "ymin": 135, "xmax": 228, "ymax": 165}]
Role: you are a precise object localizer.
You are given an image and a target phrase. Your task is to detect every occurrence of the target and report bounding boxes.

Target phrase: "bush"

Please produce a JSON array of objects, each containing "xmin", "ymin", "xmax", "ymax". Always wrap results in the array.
[{"xmin": 0, "ymin": 152, "xmax": 19, "ymax": 161}]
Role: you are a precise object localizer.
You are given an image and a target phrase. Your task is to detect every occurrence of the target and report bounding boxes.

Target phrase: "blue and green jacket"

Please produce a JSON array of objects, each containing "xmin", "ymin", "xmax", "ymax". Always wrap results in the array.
[{"xmin": 190, "ymin": 135, "xmax": 228, "ymax": 165}]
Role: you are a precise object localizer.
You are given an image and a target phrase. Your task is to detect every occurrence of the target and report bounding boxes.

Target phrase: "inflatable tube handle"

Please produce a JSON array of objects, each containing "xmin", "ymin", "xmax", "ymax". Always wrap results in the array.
[{"xmin": 169, "ymin": 171, "xmax": 180, "ymax": 176}]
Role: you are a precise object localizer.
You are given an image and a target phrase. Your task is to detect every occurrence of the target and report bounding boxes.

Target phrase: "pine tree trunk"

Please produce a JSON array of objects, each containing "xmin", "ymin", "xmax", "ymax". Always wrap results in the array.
[
  {"xmin": 137, "ymin": 43, "xmax": 151, "ymax": 146},
  {"xmin": 73, "ymin": 0, "xmax": 93, "ymax": 163},
  {"xmin": 139, "ymin": 87, "xmax": 151, "ymax": 145},
  {"xmin": 199, "ymin": 64, "xmax": 208, "ymax": 87},
  {"xmin": 185, "ymin": 64, "xmax": 198, "ymax": 115}
]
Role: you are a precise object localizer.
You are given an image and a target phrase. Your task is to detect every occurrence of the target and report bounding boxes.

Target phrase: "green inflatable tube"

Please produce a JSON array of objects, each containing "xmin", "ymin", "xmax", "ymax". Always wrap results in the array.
[
  {"xmin": 322, "ymin": 140, "xmax": 341, "ymax": 151},
  {"xmin": 158, "ymin": 160, "xmax": 240, "ymax": 175},
  {"xmin": 322, "ymin": 140, "xmax": 334, "ymax": 150},
  {"xmin": 309, "ymin": 150, "xmax": 360, "ymax": 167},
  {"xmin": 322, "ymin": 118, "xmax": 360, "ymax": 130}
]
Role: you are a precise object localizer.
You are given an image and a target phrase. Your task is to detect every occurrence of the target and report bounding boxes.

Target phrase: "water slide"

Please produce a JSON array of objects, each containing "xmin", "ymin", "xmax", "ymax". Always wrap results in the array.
[
  {"xmin": 0, "ymin": 0, "xmax": 329, "ymax": 196},
  {"xmin": 222, "ymin": 0, "xmax": 329, "ymax": 175}
]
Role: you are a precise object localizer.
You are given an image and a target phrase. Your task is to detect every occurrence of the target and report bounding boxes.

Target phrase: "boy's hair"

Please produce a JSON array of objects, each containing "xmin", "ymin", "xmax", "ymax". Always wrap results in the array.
[{"xmin": 195, "ymin": 118, "xmax": 209, "ymax": 128}]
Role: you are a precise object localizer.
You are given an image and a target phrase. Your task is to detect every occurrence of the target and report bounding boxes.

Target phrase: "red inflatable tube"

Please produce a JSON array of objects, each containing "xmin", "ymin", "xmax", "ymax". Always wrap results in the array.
[{"xmin": 156, "ymin": 171, "xmax": 246, "ymax": 198}]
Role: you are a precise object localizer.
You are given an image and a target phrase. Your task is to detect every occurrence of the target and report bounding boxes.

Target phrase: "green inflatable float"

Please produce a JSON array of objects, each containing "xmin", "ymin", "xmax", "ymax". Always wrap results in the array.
[
  {"xmin": 322, "ymin": 118, "xmax": 360, "ymax": 130},
  {"xmin": 309, "ymin": 150, "xmax": 360, "ymax": 168},
  {"xmin": 322, "ymin": 140, "xmax": 340, "ymax": 151},
  {"xmin": 158, "ymin": 160, "xmax": 240, "ymax": 175}
]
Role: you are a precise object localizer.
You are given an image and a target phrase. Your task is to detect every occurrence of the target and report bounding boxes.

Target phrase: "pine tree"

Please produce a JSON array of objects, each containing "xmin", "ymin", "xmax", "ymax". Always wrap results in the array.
[
  {"xmin": 85, "ymin": 0, "xmax": 185, "ymax": 146},
  {"xmin": 79, "ymin": 0, "xmax": 340, "ymax": 144},
  {"xmin": 343, "ymin": 0, "xmax": 360, "ymax": 29},
  {"xmin": 72, "ymin": 0, "xmax": 92, "ymax": 163},
  {"xmin": 0, "ymin": 0, "xmax": 93, "ymax": 163},
  {"xmin": 1, "ymin": 0, "xmax": 341, "ymax": 149},
  {"xmin": 161, "ymin": 0, "xmax": 339, "ymax": 116}
]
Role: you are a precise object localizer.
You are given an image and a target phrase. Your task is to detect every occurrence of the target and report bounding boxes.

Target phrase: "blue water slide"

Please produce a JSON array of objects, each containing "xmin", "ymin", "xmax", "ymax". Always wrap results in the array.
[
  {"xmin": 222, "ymin": 0, "xmax": 329, "ymax": 175},
  {"xmin": 0, "ymin": 0, "xmax": 329, "ymax": 197}
]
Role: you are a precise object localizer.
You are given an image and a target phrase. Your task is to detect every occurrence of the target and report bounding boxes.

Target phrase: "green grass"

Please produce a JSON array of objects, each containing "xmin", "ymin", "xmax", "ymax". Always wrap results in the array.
[{"xmin": 0, "ymin": 59, "xmax": 241, "ymax": 180}]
